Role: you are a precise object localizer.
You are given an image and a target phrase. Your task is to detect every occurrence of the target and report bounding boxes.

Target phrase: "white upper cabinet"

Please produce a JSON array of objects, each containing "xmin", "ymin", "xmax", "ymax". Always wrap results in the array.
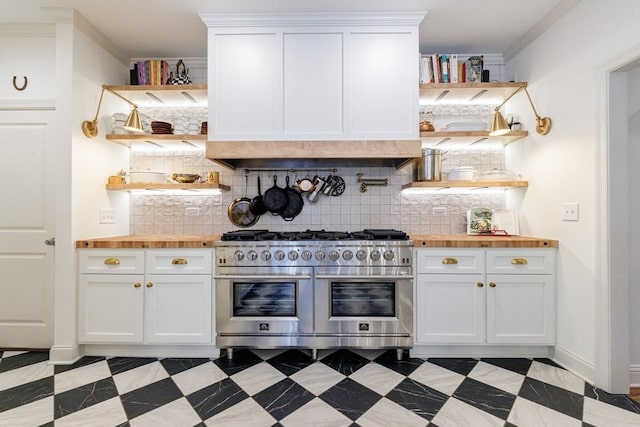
[{"xmin": 201, "ymin": 12, "xmax": 425, "ymax": 141}]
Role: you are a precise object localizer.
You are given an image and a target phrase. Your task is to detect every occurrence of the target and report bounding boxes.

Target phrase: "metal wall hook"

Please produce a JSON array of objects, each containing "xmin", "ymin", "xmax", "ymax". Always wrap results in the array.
[
  {"xmin": 13, "ymin": 75, "xmax": 28, "ymax": 91},
  {"xmin": 357, "ymin": 173, "xmax": 388, "ymax": 193}
]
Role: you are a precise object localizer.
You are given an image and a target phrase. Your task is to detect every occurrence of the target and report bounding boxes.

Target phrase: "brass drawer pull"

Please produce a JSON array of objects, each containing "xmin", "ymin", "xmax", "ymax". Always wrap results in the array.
[
  {"xmin": 441, "ymin": 258, "xmax": 458, "ymax": 265},
  {"xmin": 171, "ymin": 258, "xmax": 188, "ymax": 265},
  {"xmin": 477, "ymin": 282, "xmax": 484, "ymax": 288},
  {"xmin": 134, "ymin": 282, "xmax": 142, "ymax": 288},
  {"xmin": 489, "ymin": 282, "xmax": 496, "ymax": 288},
  {"xmin": 104, "ymin": 258, "xmax": 120, "ymax": 265},
  {"xmin": 511, "ymin": 258, "xmax": 528, "ymax": 265},
  {"xmin": 146, "ymin": 282, "xmax": 154, "ymax": 288}
]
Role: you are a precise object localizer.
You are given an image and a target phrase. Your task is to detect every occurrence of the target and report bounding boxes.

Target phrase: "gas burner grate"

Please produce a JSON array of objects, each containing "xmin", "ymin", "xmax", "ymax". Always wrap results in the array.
[{"xmin": 220, "ymin": 229, "xmax": 409, "ymax": 241}]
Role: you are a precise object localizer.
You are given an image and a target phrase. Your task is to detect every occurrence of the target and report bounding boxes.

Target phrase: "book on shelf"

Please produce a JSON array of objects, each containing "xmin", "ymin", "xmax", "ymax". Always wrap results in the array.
[
  {"xmin": 132, "ymin": 59, "xmax": 170, "ymax": 85},
  {"xmin": 420, "ymin": 53, "xmax": 476, "ymax": 84},
  {"xmin": 440, "ymin": 55, "xmax": 449, "ymax": 83},
  {"xmin": 466, "ymin": 55, "xmax": 484, "ymax": 83},
  {"xmin": 449, "ymin": 54, "xmax": 459, "ymax": 83}
]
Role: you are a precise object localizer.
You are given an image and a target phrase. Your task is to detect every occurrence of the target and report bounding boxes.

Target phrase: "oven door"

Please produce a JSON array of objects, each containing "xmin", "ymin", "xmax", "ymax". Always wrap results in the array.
[
  {"xmin": 214, "ymin": 267, "xmax": 313, "ymax": 336},
  {"xmin": 314, "ymin": 267, "xmax": 413, "ymax": 336}
]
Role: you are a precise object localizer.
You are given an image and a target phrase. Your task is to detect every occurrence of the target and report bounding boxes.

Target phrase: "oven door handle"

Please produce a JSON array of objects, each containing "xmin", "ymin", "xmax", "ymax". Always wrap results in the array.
[
  {"xmin": 315, "ymin": 275, "xmax": 412, "ymax": 280},
  {"xmin": 213, "ymin": 275, "xmax": 312, "ymax": 280}
]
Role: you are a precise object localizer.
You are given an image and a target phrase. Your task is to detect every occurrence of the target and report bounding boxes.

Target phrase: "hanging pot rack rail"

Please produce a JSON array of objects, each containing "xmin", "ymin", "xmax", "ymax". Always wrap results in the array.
[{"xmin": 244, "ymin": 168, "xmax": 338, "ymax": 174}]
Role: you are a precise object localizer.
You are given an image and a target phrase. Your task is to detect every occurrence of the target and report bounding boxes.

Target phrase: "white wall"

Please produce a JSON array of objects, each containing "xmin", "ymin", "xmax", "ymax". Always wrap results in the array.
[
  {"xmin": 505, "ymin": 0, "xmax": 640, "ymax": 383},
  {"xmin": 629, "ymin": 64, "xmax": 640, "ymax": 383}
]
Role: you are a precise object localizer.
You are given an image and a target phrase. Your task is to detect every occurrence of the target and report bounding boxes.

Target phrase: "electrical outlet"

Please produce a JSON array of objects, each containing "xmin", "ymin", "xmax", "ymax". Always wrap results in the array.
[
  {"xmin": 213, "ymin": 195, "xmax": 222, "ymax": 206},
  {"xmin": 100, "ymin": 208, "xmax": 115, "ymax": 224},
  {"xmin": 432, "ymin": 207, "xmax": 448, "ymax": 216},
  {"xmin": 562, "ymin": 202, "xmax": 579, "ymax": 221},
  {"xmin": 186, "ymin": 207, "xmax": 200, "ymax": 216}
]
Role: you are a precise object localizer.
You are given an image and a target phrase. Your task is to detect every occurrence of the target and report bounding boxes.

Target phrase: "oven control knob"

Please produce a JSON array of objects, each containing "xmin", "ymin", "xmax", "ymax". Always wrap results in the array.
[
  {"xmin": 301, "ymin": 250, "xmax": 313, "ymax": 261},
  {"xmin": 329, "ymin": 250, "xmax": 340, "ymax": 261},
  {"xmin": 274, "ymin": 250, "xmax": 285, "ymax": 261},
  {"xmin": 383, "ymin": 250, "xmax": 395, "ymax": 261},
  {"xmin": 247, "ymin": 250, "xmax": 258, "ymax": 261},
  {"xmin": 370, "ymin": 250, "xmax": 381, "ymax": 261},
  {"xmin": 315, "ymin": 250, "xmax": 326, "ymax": 261},
  {"xmin": 261, "ymin": 250, "xmax": 272, "ymax": 261},
  {"xmin": 356, "ymin": 250, "xmax": 367, "ymax": 261},
  {"xmin": 288, "ymin": 251, "xmax": 298, "ymax": 261},
  {"xmin": 234, "ymin": 250, "xmax": 244, "ymax": 261},
  {"xmin": 342, "ymin": 250, "xmax": 353, "ymax": 261}
]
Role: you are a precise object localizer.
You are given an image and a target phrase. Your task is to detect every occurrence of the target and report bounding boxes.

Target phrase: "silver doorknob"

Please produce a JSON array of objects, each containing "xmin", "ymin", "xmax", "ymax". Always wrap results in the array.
[{"xmin": 45, "ymin": 237, "xmax": 55, "ymax": 246}]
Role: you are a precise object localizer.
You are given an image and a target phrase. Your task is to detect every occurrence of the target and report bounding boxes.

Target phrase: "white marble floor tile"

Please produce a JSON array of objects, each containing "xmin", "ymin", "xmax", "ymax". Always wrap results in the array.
[
  {"xmin": 281, "ymin": 397, "xmax": 352, "ymax": 427},
  {"xmin": 467, "ymin": 361, "xmax": 525, "ymax": 395},
  {"xmin": 129, "ymin": 397, "xmax": 201, "ymax": 427},
  {"xmin": 0, "ymin": 351, "xmax": 28, "ymax": 358},
  {"xmin": 170, "ymin": 361, "xmax": 227, "ymax": 396},
  {"xmin": 0, "ymin": 395, "xmax": 53, "ymax": 427},
  {"xmin": 349, "ymin": 362, "xmax": 406, "ymax": 396},
  {"xmin": 54, "ymin": 360, "xmax": 112, "ymax": 394},
  {"xmin": 356, "ymin": 397, "xmax": 427, "ymax": 427},
  {"xmin": 507, "ymin": 396, "xmax": 581, "ymax": 427},
  {"xmin": 0, "ymin": 360, "xmax": 53, "ymax": 391},
  {"xmin": 583, "ymin": 396, "xmax": 640, "ymax": 427},
  {"xmin": 112, "ymin": 361, "xmax": 169, "ymax": 395},
  {"xmin": 431, "ymin": 397, "xmax": 504, "ymax": 427},
  {"xmin": 526, "ymin": 361, "xmax": 585, "ymax": 395},
  {"xmin": 204, "ymin": 396, "xmax": 276, "ymax": 427},
  {"xmin": 350, "ymin": 349, "xmax": 386, "ymax": 361},
  {"xmin": 289, "ymin": 362, "xmax": 346, "ymax": 396},
  {"xmin": 55, "ymin": 397, "xmax": 127, "ymax": 427},
  {"xmin": 251, "ymin": 349, "xmax": 287, "ymax": 360},
  {"xmin": 408, "ymin": 361, "xmax": 466, "ymax": 396},
  {"xmin": 231, "ymin": 361, "xmax": 287, "ymax": 396}
]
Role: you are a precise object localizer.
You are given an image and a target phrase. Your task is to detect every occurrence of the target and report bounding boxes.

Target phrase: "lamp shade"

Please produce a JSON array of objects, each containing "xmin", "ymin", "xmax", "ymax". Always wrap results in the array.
[
  {"xmin": 489, "ymin": 110, "xmax": 511, "ymax": 136},
  {"xmin": 123, "ymin": 108, "xmax": 144, "ymax": 133}
]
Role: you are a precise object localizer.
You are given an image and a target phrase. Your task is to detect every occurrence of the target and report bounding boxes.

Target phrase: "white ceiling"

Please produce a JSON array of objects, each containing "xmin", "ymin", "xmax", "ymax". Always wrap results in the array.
[{"xmin": 1, "ymin": 0, "xmax": 575, "ymax": 60}]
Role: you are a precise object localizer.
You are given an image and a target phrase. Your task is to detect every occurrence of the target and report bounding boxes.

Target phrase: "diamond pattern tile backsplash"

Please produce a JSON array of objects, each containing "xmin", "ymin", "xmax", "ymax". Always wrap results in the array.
[{"xmin": 128, "ymin": 144, "xmax": 509, "ymax": 235}]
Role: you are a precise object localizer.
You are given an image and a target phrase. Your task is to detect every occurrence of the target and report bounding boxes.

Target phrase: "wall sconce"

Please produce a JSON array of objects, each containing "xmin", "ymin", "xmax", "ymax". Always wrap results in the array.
[
  {"xmin": 489, "ymin": 86, "xmax": 552, "ymax": 136},
  {"xmin": 82, "ymin": 84, "xmax": 144, "ymax": 138}
]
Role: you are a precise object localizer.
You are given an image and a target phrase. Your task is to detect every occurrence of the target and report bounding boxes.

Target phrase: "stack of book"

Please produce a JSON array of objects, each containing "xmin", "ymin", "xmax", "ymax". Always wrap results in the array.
[
  {"xmin": 131, "ymin": 60, "xmax": 170, "ymax": 85},
  {"xmin": 420, "ymin": 54, "xmax": 484, "ymax": 84}
]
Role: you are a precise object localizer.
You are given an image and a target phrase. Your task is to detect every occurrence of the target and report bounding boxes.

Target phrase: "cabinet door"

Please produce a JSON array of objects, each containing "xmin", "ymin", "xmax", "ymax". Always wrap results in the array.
[
  {"xmin": 486, "ymin": 274, "xmax": 555, "ymax": 344},
  {"xmin": 0, "ymin": 34, "xmax": 55, "ymax": 101},
  {"xmin": 415, "ymin": 274, "xmax": 485, "ymax": 344},
  {"xmin": 78, "ymin": 274, "xmax": 144, "ymax": 343},
  {"xmin": 144, "ymin": 274, "xmax": 212, "ymax": 344}
]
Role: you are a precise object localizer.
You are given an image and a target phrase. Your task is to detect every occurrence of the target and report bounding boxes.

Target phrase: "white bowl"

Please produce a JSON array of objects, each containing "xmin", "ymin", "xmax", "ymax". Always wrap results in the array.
[
  {"xmin": 446, "ymin": 166, "xmax": 477, "ymax": 181},
  {"xmin": 129, "ymin": 171, "xmax": 167, "ymax": 184}
]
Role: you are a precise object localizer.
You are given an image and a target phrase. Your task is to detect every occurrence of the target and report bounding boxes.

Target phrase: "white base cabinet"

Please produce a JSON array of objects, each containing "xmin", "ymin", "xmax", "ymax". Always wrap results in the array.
[
  {"xmin": 78, "ymin": 249, "xmax": 213, "ymax": 345},
  {"xmin": 415, "ymin": 248, "xmax": 556, "ymax": 345}
]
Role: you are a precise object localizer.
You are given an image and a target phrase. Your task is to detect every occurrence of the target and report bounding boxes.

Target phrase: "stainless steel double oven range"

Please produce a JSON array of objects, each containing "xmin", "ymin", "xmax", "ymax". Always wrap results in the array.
[{"xmin": 214, "ymin": 229, "xmax": 413, "ymax": 360}]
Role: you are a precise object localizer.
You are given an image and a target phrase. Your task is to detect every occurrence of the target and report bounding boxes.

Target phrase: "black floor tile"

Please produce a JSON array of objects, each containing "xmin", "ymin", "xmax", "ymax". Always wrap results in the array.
[
  {"xmin": 54, "ymin": 356, "xmax": 106, "ymax": 374},
  {"xmin": 427, "ymin": 357, "xmax": 478, "ymax": 376},
  {"xmin": 0, "ymin": 351, "xmax": 49, "ymax": 373},
  {"xmin": 319, "ymin": 378, "xmax": 382, "ymax": 421},
  {"xmin": 107, "ymin": 357, "xmax": 157, "ymax": 375},
  {"xmin": 321, "ymin": 349, "xmax": 370, "ymax": 375},
  {"xmin": 213, "ymin": 349, "xmax": 263, "ymax": 376},
  {"xmin": 480, "ymin": 358, "xmax": 533, "ymax": 376},
  {"xmin": 160, "ymin": 358, "xmax": 211, "ymax": 376},
  {"xmin": 385, "ymin": 377, "xmax": 448, "ymax": 421},
  {"xmin": 519, "ymin": 377, "xmax": 583, "ymax": 420},
  {"xmin": 373, "ymin": 350, "xmax": 423, "ymax": 376},
  {"xmin": 453, "ymin": 377, "xmax": 516, "ymax": 420},
  {"xmin": 186, "ymin": 377, "xmax": 248, "ymax": 420},
  {"xmin": 254, "ymin": 378, "xmax": 315, "ymax": 421},
  {"xmin": 584, "ymin": 384, "xmax": 640, "ymax": 414},
  {"xmin": 0, "ymin": 376, "xmax": 54, "ymax": 412},
  {"xmin": 120, "ymin": 377, "xmax": 183, "ymax": 419},
  {"xmin": 533, "ymin": 358, "xmax": 565, "ymax": 369},
  {"xmin": 266, "ymin": 349, "xmax": 315, "ymax": 376},
  {"xmin": 54, "ymin": 377, "xmax": 119, "ymax": 419}
]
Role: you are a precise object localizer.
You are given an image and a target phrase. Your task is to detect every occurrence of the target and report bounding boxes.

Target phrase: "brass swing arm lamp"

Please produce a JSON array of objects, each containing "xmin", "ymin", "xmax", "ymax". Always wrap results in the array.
[
  {"xmin": 82, "ymin": 84, "xmax": 144, "ymax": 138},
  {"xmin": 489, "ymin": 85, "xmax": 552, "ymax": 136}
]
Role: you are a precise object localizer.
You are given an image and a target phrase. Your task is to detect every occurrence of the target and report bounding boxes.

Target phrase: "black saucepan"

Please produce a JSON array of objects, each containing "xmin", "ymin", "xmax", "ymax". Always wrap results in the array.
[
  {"xmin": 227, "ymin": 174, "xmax": 258, "ymax": 227},
  {"xmin": 280, "ymin": 176, "xmax": 304, "ymax": 221},
  {"xmin": 263, "ymin": 176, "xmax": 288, "ymax": 215},
  {"xmin": 249, "ymin": 176, "xmax": 267, "ymax": 216}
]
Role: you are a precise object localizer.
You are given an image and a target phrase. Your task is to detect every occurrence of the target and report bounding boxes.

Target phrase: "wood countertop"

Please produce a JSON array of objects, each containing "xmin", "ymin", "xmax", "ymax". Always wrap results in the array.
[
  {"xmin": 75, "ymin": 235, "xmax": 220, "ymax": 249},
  {"xmin": 410, "ymin": 234, "xmax": 558, "ymax": 248}
]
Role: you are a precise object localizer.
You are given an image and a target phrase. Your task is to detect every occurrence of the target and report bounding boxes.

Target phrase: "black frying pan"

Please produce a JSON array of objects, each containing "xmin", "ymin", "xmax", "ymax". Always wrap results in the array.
[
  {"xmin": 280, "ymin": 176, "xmax": 304, "ymax": 221},
  {"xmin": 249, "ymin": 176, "xmax": 267, "ymax": 216},
  {"xmin": 263, "ymin": 176, "xmax": 288, "ymax": 215}
]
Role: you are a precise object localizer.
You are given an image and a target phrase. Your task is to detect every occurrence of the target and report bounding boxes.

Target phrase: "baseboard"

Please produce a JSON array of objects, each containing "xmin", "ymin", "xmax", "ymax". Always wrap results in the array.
[
  {"xmin": 552, "ymin": 345, "xmax": 596, "ymax": 384},
  {"xmin": 48, "ymin": 344, "xmax": 81, "ymax": 365},
  {"xmin": 410, "ymin": 345, "xmax": 553, "ymax": 358},
  {"xmin": 82, "ymin": 344, "xmax": 220, "ymax": 359},
  {"xmin": 630, "ymin": 364, "xmax": 640, "ymax": 387}
]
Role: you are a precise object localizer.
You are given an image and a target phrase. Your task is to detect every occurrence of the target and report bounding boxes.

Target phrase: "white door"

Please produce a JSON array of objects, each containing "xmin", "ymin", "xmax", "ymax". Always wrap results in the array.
[{"xmin": 0, "ymin": 109, "xmax": 55, "ymax": 348}]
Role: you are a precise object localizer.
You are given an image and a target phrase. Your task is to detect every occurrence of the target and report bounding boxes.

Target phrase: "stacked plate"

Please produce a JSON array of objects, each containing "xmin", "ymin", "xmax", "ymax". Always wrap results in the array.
[
  {"xmin": 201, "ymin": 121, "xmax": 208, "ymax": 135},
  {"xmin": 151, "ymin": 121, "xmax": 173, "ymax": 134},
  {"xmin": 172, "ymin": 117, "xmax": 188, "ymax": 134},
  {"xmin": 187, "ymin": 118, "xmax": 201, "ymax": 135},
  {"xmin": 443, "ymin": 122, "xmax": 488, "ymax": 131},
  {"xmin": 111, "ymin": 113, "xmax": 128, "ymax": 134}
]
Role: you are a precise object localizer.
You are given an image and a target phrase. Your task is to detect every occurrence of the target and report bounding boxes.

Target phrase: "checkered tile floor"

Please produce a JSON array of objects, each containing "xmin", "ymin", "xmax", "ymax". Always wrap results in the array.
[{"xmin": 1, "ymin": 348, "xmax": 639, "ymax": 426}]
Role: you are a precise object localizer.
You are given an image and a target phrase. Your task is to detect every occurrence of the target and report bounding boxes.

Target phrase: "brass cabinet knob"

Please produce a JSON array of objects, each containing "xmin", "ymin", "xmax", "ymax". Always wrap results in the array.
[
  {"xmin": 171, "ymin": 258, "xmax": 188, "ymax": 265},
  {"xmin": 477, "ymin": 282, "xmax": 484, "ymax": 287},
  {"xmin": 441, "ymin": 257, "xmax": 458, "ymax": 265},
  {"xmin": 489, "ymin": 282, "xmax": 496, "ymax": 287},
  {"xmin": 511, "ymin": 258, "xmax": 528, "ymax": 265},
  {"xmin": 146, "ymin": 282, "xmax": 154, "ymax": 288},
  {"xmin": 134, "ymin": 282, "xmax": 142, "ymax": 288},
  {"xmin": 104, "ymin": 258, "xmax": 120, "ymax": 265}
]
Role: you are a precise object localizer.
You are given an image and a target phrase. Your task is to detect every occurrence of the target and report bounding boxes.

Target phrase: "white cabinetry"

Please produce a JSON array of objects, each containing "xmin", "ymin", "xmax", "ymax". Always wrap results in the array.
[
  {"xmin": 78, "ymin": 249, "xmax": 213, "ymax": 344},
  {"xmin": 415, "ymin": 248, "xmax": 555, "ymax": 345},
  {"xmin": 202, "ymin": 12, "xmax": 423, "ymax": 141}
]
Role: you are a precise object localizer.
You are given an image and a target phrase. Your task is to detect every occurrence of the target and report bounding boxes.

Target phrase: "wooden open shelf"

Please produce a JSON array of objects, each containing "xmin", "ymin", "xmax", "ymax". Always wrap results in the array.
[
  {"xmin": 105, "ymin": 84, "xmax": 207, "ymax": 106},
  {"xmin": 420, "ymin": 130, "xmax": 528, "ymax": 146},
  {"xmin": 402, "ymin": 180, "xmax": 528, "ymax": 190},
  {"xmin": 419, "ymin": 82, "xmax": 527, "ymax": 104},
  {"xmin": 106, "ymin": 182, "xmax": 230, "ymax": 191},
  {"xmin": 106, "ymin": 134, "xmax": 207, "ymax": 149}
]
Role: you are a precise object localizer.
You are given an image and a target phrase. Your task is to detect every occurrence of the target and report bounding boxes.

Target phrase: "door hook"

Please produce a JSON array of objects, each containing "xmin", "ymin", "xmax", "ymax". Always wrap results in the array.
[
  {"xmin": 13, "ymin": 75, "xmax": 28, "ymax": 91},
  {"xmin": 44, "ymin": 237, "xmax": 55, "ymax": 246}
]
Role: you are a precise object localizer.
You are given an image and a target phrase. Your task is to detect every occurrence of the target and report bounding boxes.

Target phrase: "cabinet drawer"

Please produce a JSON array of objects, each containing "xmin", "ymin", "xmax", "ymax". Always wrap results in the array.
[
  {"xmin": 486, "ymin": 249, "xmax": 556, "ymax": 274},
  {"xmin": 416, "ymin": 249, "xmax": 484, "ymax": 274},
  {"xmin": 145, "ymin": 249, "xmax": 213, "ymax": 274},
  {"xmin": 79, "ymin": 250, "xmax": 145, "ymax": 274}
]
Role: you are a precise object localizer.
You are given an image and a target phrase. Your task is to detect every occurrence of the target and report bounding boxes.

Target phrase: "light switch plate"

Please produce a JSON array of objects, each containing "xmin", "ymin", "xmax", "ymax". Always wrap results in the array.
[
  {"xmin": 562, "ymin": 202, "xmax": 579, "ymax": 221},
  {"xmin": 100, "ymin": 208, "xmax": 115, "ymax": 224}
]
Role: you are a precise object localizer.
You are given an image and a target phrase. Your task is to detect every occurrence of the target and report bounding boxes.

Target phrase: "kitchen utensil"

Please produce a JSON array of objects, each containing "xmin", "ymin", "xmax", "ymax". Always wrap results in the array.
[
  {"xmin": 172, "ymin": 173, "xmax": 200, "ymax": 183},
  {"xmin": 263, "ymin": 176, "xmax": 288, "ymax": 214},
  {"xmin": 294, "ymin": 176, "xmax": 315, "ymax": 193},
  {"xmin": 280, "ymin": 176, "xmax": 304, "ymax": 221},
  {"xmin": 306, "ymin": 176, "xmax": 326, "ymax": 203},
  {"xmin": 446, "ymin": 166, "xmax": 477, "ymax": 181},
  {"xmin": 129, "ymin": 171, "xmax": 167, "ymax": 184},
  {"xmin": 227, "ymin": 174, "xmax": 259, "ymax": 228},
  {"xmin": 249, "ymin": 176, "xmax": 268, "ymax": 216},
  {"xmin": 415, "ymin": 148, "xmax": 443, "ymax": 181},
  {"xmin": 419, "ymin": 120, "xmax": 434, "ymax": 131},
  {"xmin": 326, "ymin": 175, "xmax": 346, "ymax": 196}
]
